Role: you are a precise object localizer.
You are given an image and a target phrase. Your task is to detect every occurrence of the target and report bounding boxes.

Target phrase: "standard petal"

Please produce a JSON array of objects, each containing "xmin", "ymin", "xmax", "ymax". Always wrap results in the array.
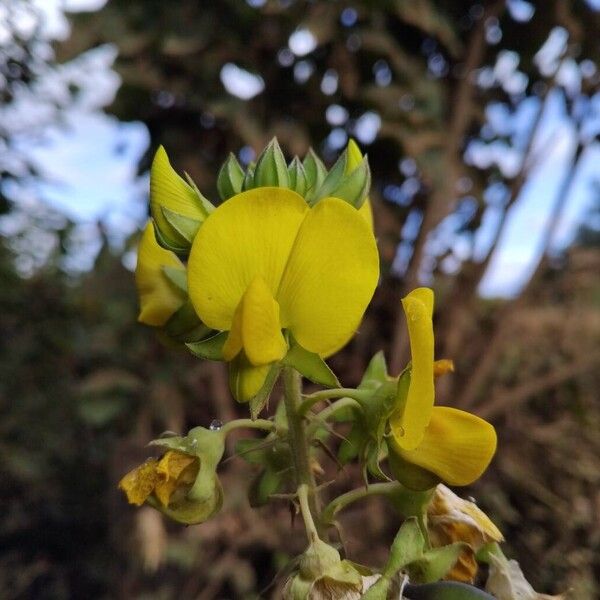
[
  {"xmin": 277, "ymin": 197, "xmax": 379, "ymax": 357},
  {"xmin": 222, "ymin": 276, "xmax": 287, "ymax": 366},
  {"xmin": 396, "ymin": 406, "xmax": 497, "ymax": 486},
  {"xmin": 135, "ymin": 222, "xmax": 186, "ymax": 326},
  {"xmin": 150, "ymin": 146, "xmax": 206, "ymax": 245},
  {"xmin": 187, "ymin": 188, "xmax": 308, "ymax": 331},
  {"xmin": 390, "ymin": 287, "xmax": 435, "ymax": 450}
]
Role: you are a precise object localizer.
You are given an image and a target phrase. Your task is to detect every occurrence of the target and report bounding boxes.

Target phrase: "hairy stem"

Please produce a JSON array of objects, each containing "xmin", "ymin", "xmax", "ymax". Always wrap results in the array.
[
  {"xmin": 297, "ymin": 483, "xmax": 319, "ymax": 542},
  {"xmin": 299, "ymin": 387, "xmax": 368, "ymax": 416},
  {"xmin": 220, "ymin": 418, "xmax": 275, "ymax": 436},
  {"xmin": 283, "ymin": 367, "xmax": 322, "ymax": 531}
]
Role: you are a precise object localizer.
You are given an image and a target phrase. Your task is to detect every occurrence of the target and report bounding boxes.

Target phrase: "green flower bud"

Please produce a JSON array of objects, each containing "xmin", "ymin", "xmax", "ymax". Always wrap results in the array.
[
  {"xmin": 283, "ymin": 540, "xmax": 366, "ymax": 600},
  {"xmin": 253, "ymin": 137, "xmax": 289, "ymax": 188},
  {"xmin": 288, "ymin": 156, "xmax": 308, "ymax": 196},
  {"xmin": 217, "ymin": 152, "xmax": 245, "ymax": 200},
  {"xmin": 303, "ymin": 148, "xmax": 327, "ymax": 200},
  {"xmin": 242, "ymin": 162, "xmax": 256, "ymax": 191}
]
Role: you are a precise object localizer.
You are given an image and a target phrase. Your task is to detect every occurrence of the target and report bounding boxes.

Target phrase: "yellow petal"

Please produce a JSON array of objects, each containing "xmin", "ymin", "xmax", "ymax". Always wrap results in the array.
[
  {"xmin": 118, "ymin": 459, "xmax": 159, "ymax": 506},
  {"xmin": 222, "ymin": 276, "xmax": 287, "ymax": 366},
  {"xmin": 154, "ymin": 451, "xmax": 199, "ymax": 507},
  {"xmin": 390, "ymin": 287, "xmax": 435, "ymax": 450},
  {"xmin": 135, "ymin": 222, "xmax": 186, "ymax": 326},
  {"xmin": 277, "ymin": 197, "xmax": 379, "ymax": 357},
  {"xmin": 187, "ymin": 187, "xmax": 308, "ymax": 331},
  {"xmin": 150, "ymin": 146, "xmax": 206, "ymax": 245},
  {"xmin": 397, "ymin": 406, "xmax": 497, "ymax": 486},
  {"xmin": 346, "ymin": 139, "xmax": 373, "ymax": 229},
  {"xmin": 228, "ymin": 353, "xmax": 271, "ymax": 403}
]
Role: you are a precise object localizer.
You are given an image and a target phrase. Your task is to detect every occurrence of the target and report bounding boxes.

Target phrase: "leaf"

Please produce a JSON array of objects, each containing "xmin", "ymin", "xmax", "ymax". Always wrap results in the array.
[
  {"xmin": 403, "ymin": 581, "xmax": 497, "ymax": 600},
  {"xmin": 160, "ymin": 206, "xmax": 201, "ymax": 244},
  {"xmin": 281, "ymin": 341, "xmax": 339, "ymax": 388},
  {"xmin": 186, "ymin": 331, "xmax": 228, "ymax": 360},
  {"xmin": 409, "ymin": 543, "xmax": 468, "ymax": 584}
]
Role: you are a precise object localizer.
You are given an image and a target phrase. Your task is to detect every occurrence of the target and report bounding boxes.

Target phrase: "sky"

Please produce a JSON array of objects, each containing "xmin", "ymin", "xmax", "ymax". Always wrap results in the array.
[{"xmin": 1, "ymin": 0, "xmax": 598, "ymax": 294}]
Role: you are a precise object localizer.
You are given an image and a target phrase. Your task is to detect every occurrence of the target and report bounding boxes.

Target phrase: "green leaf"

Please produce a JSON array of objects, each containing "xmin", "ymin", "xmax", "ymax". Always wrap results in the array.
[
  {"xmin": 408, "ymin": 543, "xmax": 468, "ymax": 584},
  {"xmin": 287, "ymin": 156, "xmax": 307, "ymax": 196},
  {"xmin": 253, "ymin": 137, "xmax": 289, "ymax": 187},
  {"xmin": 249, "ymin": 364, "xmax": 281, "ymax": 419},
  {"xmin": 248, "ymin": 467, "xmax": 282, "ymax": 506},
  {"xmin": 162, "ymin": 265, "xmax": 187, "ymax": 293},
  {"xmin": 160, "ymin": 206, "xmax": 201, "ymax": 244},
  {"xmin": 216, "ymin": 152, "xmax": 245, "ymax": 200},
  {"xmin": 403, "ymin": 582, "xmax": 496, "ymax": 600},
  {"xmin": 186, "ymin": 331, "xmax": 228, "ymax": 360},
  {"xmin": 358, "ymin": 351, "xmax": 389, "ymax": 391},
  {"xmin": 281, "ymin": 341, "xmax": 339, "ymax": 388}
]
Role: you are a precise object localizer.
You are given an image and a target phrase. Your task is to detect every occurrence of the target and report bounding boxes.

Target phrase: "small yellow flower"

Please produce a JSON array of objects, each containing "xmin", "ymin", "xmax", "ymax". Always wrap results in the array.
[
  {"xmin": 389, "ymin": 288, "xmax": 497, "ymax": 487},
  {"xmin": 135, "ymin": 221, "xmax": 186, "ymax": 326},
  {"xmin": 428, "ymin": 484, "xmax": 503, "ymax": 583},
  {"xmin": 187, "ymin": 187, "xmax": 379, "ymax": 400},
  {"xmin": 118, "ymin": 450, "xmax": 222, "ymax": 525}
]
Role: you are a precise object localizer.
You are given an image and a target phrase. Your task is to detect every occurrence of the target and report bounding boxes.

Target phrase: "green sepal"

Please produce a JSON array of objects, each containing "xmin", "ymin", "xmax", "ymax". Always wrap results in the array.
[
  {"xmin": 162, "ymin": 265, "xmax": 187, "ymax": 294},
  {"xmin": 253, "ymin": 137, "xmax": 289, "ymax": 188},
  {"xmin": 248, "ymin": 364, "xmax": 281, "ymax": 419},
  {"xmin": 184, "ymin": 172, "xmax": 215, "ymax": 215},
  {"xmin": 387, "ymin": 436, "xmax": 442, "ymax": 491},
  {"xmin": 287, "ymin": 156, "xmax": 307, "ymax": 196},
  {"xmin": 152, "ymin": 219, "xmax": 189, "ymax": 255},
  {"xmin": 186, "ymin": 331, "xmax": 228, "ymax": 360},
  {"xmin": 303, "ymin": 148, "xmax": 327, "ymax": 201},
  {"xmin": 403, "ymin": 581, "xmax": 496, "ymax": 599},
  {"xmin": 160, "ymin": 206, "xmax": 201, "ymax": 245},
  {"xmin": 164, "ymin": 300, "xmax": 212, "ymax": 343},
  {"xmin": 385, "ymin": 517, "xmax": 426, "ymax": 575},
  {"xmin": 216, "ymin": 152, "xmax": 245, "ymax": 200},
  {"xmin": 408, "ymin": 543, "xmax": 468, "ymax": 584},
  {"xmin": 281, "ymin": 339, "xmax": 339, "ymax": 388},
  {"xmin": 242, "ymin": 162, "xmax": 255, "ymax": 191}
]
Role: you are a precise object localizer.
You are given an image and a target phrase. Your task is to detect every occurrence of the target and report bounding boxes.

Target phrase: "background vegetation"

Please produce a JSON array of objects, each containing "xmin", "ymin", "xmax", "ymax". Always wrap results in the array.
[{"xmin": 1, "ymin": 0, "xmax": 599, "ymax": 598}]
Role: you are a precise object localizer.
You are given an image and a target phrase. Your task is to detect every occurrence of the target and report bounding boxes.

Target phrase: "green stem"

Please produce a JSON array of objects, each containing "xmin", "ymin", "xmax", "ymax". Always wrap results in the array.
[
  {"xmin": 321, "ymin": 482, "xmax": 404, "ymax": 525},
  {"xmin": 299, "ymin": 387, "xmax": 369, "ymax": 416},
  {"xmin": 297, "ymin": 484, "xmax": 319, "ymax": 542},
  {"xmin": 283, "ymin": 367, "xmax": 321, "ymax": 531},
  {"xmin": 220, "ymin": 418, "xmax": 275, "ymax": 436},
  {"xmin": 307, "ymin": 397, "xmax": 361, "ymax": 436}
]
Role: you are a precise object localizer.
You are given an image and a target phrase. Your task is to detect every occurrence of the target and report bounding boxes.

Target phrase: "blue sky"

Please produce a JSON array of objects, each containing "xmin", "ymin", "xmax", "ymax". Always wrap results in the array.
[{"xmin": 2, "ymin": 0, "xmax": 598, "ymax": 294}]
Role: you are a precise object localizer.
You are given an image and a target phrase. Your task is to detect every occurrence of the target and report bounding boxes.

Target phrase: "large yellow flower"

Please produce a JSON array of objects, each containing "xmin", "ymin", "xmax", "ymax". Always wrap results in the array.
[
  {"xmin": 187, "ymin": 187, "xmax": 379, "ymax": 400},
  {"xmin": 389, "ymin": 288, "xmax": 497, "ymax": 487}
]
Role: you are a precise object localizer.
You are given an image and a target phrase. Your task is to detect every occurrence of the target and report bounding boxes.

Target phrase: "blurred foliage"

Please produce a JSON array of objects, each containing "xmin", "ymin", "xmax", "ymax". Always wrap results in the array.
[{"xmin": 1, "ymin": 0, "xmax": 599, "ymax": 598}]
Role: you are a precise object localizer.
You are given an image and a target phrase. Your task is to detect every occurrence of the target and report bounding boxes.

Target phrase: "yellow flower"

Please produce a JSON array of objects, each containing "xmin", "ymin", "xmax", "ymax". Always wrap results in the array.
[
  {"xmin": 118, "ymin": 450, "xmax": 222, "ymax": 525},
  {"xmin": 428, "ymin": 484, "xmax": 503, "ymax": 583},
  {"xmin": 135, "ymin": 221, "xmax": 186, "ymax": 326},
  {"xmin": 388, "ymin": 288, "xmax": 497, "ymax": 487},
  {"xmin": 187, "ymin": 187, "xmax": 379, "ymax": 400}
]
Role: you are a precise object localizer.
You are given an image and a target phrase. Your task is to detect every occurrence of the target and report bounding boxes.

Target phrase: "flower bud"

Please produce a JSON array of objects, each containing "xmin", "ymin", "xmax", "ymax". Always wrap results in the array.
[
  {"xmin": 217, "ymin": 152, "xmax": 245, "ymax": 200},
  {"xmin": 282, "ymin": 540, "xmax": 366, "ymax": 600},
  {"xmin": 303, "ymin": 148, "xmax": 327, "ymax": 200},
  {"xmin": 150, "ymin": 146, "xmax": 213, "ymax": 250},
  {"xmin": 253, "ymin": 137, "xmax": 289, "ymax": 188},
  {"xmin": 288, "ymin": 156, "xmax": 308, "ymax": 196}
]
